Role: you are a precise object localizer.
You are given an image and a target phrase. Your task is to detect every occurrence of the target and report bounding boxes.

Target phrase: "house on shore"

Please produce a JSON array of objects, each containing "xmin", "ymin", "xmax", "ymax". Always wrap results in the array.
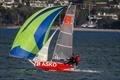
[{"xmin": 0, "ymin": 0, "xmax": 69, "ymax": 8}]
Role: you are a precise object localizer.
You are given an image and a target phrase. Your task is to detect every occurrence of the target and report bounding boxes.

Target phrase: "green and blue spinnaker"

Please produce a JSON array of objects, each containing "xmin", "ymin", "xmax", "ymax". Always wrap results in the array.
[{"xmin": 10, "ymin": 6, "xmax": 63, "ymax": 59}]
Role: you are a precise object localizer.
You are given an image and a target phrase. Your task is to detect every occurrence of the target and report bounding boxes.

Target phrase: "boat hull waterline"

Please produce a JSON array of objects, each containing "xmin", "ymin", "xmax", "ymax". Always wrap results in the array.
[
  {"xmin": 35, "ymin": 61, "xmax": 75, "ymax": 71},
  {"xmin": 35, "ymin": 61, "xmax": 101, "ymax": 73}
]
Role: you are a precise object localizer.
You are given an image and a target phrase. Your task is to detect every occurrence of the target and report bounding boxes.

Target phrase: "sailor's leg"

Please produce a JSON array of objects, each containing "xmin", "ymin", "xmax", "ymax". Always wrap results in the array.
[
  {"xmin": 76, "ymin": 62, "xmax": 78, "ymax": 66},
  {"xmin": 75, "ymin": 62, "xmax": 79, "ymax": 69}
]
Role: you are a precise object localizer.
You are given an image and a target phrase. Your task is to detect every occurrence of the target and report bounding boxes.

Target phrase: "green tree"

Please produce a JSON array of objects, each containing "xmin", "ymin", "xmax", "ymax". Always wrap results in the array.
[
  {"xmin": 97, "ymin": 17, "xmax": 113, "ymax": 29},
  {"xmin": 0, "ymin": 5, "xmax": 5, "ymax": 25}
]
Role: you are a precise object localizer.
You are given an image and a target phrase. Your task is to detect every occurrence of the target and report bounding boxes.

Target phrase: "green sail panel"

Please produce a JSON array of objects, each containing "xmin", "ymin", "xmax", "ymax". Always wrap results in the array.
[{"xmin": 10, "ymin": 6, "xmax": 63, "ymax": 59}]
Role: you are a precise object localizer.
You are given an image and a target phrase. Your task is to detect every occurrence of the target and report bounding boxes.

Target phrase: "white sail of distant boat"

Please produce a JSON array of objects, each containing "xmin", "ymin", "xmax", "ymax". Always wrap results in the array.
[
  {"xmin": 52, "ymin": 4, "xmax": 76, "ymax": 60},
  {"xmin": 33, "ymin": 28, "xmax": 58, "ymax": 62}
]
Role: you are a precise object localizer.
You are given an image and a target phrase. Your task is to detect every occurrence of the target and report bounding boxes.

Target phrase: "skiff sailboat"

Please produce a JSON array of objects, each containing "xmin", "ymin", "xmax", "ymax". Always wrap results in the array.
[{"xmin": 10, "ymin": 4, "xmax": 79, "ymax": 72}]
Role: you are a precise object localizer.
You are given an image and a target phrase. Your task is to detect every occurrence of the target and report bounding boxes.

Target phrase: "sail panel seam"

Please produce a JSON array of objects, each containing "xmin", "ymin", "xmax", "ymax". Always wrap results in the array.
[
  {"xmin": 60, "ymin": 31, "xmax": 72, "ymax": 35},
  {"xmin": 57, "ymin": 44, "xmax": 72, "ymax": 48}
]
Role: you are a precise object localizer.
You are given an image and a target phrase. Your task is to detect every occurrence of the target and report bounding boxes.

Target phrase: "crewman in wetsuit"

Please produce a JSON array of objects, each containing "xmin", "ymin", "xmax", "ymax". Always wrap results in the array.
[
  {"xmin": 65, "ymin": 55, "xmax": 80, "ymax": 67},
  {"xmin": 66, "ymin": 56, "xmax": 75, "ymax": 65},
  {"xmin": 74, "ymin": 55, "xmax": 80, "ymax": 66}
]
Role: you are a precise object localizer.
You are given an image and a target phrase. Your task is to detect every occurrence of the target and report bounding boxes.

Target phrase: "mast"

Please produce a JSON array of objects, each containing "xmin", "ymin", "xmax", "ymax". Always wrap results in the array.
[
  {"xmin": 88, "ymin": 4, "xmax": 91, "ymax": 25},
  {"xmin": 52, "ymin": 3, "xmax": 76, "ymax": 60}
]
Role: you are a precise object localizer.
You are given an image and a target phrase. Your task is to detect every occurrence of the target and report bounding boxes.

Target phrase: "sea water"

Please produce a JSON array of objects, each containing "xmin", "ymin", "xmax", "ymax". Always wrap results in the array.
[{"xmin": 0, "ymin": 28, "xmax": 120, "ymax": 80}]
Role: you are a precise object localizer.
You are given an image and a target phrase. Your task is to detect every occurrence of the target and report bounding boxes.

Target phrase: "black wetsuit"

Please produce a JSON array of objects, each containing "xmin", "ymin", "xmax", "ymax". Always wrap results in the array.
[{"xmin": 66, "ymin": 57, "xmax": 75, "ymax": 65}]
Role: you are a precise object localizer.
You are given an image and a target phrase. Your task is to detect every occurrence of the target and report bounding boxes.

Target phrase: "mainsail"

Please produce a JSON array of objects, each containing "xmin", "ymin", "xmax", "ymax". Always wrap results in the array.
[
  {"xmin": 52, "ymin": 4, "xmax": 76, "ymax": 60},
  {"xmin": 10, "ymin": 7, "xmax": 63, "ymax": 59}
]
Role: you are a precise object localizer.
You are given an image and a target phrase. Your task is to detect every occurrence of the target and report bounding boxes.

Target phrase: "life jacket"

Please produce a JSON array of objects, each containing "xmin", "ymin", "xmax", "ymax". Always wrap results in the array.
[{"xmin": 75, "ymin": 56, "xmax": 80, "ymax": 62}]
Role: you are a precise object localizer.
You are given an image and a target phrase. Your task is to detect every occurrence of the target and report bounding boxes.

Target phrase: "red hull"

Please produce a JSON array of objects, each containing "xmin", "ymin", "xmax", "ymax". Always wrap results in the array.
[{"xmin": 35, "ymin": 61, "xmax": 74, "ymax": 71}]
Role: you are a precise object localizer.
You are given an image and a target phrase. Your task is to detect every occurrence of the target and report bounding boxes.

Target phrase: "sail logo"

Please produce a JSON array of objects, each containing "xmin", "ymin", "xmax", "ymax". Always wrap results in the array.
[
  {"xmin": 36, "ymin": 62, "xmax": 57, "ymax": 67},
  {"xmin": 64, "ymin": 15, "xmax": 73, "ymax": 25}
]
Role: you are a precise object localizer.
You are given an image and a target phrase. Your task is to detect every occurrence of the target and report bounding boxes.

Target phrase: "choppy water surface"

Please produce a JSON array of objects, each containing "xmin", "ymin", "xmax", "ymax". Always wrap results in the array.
[{"xmin": 0, "ymin": 28, "xmax": 120, "ymax": 80}]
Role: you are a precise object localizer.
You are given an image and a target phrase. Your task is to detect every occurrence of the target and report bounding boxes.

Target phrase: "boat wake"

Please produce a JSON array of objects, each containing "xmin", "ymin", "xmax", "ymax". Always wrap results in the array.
[
  {"xmin": 79, "ymin": 69, "xmax": 101, "ymax": 73},
  {"xmin": 47, "ymin": 69, "xmax": 102, "ymax": 73}
]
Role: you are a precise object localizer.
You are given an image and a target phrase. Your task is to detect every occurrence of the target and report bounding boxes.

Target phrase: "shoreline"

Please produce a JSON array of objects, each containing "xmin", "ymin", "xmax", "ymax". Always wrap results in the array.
[
  {"xmin": 0, "ymin": 26, "xmax": 120, "ymax": 32},
  {"xmin": 52, "ymin": 27, "xmax": 120, "ymax": 32},
  {"xmin": 74, "ymin": 28, "xmax": 120, "ymax": 32}
]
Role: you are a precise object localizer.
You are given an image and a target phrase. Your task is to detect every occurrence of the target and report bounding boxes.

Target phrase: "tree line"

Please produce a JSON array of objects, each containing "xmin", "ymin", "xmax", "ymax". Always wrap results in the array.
[
  {"xmin": 0, "ymin": 4, "xmax": 120, "ymax": 29},
  {"xmin": 0, "ymin": 4, "xmax": 42, "ymax": 27},
  {"xmin": 0, "ymin": 4, "xmax": 66, "ymax": 27}
]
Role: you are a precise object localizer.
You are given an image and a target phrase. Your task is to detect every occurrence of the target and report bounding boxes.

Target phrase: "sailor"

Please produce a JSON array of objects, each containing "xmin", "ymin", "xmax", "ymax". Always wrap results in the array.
[
  {"xmin": 65, "ymin": 55, "xmax": 80, "ymax": 67},
  {"xmin": 74, "ymin": 55, "xmax": 80, "ymax": 66},
  {"xmin": 66, "ymin": 56, "xmax": 75, "ymax": 65}
]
